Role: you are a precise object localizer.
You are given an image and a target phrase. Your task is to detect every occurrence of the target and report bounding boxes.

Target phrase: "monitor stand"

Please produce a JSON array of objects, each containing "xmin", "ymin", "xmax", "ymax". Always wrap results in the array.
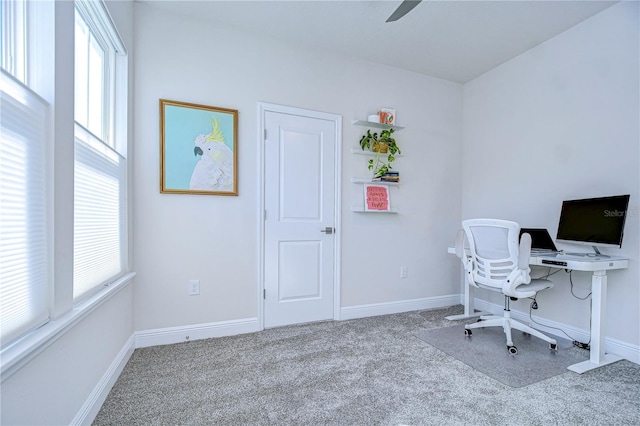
[{"xmin": 566, "ymin": 246, "xmax": 609, "ymax": 258}]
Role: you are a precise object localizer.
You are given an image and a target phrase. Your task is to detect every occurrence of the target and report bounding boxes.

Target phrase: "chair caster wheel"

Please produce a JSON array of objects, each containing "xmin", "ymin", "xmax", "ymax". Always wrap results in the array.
[
  {"xmin": 550, "ymin": 343, "xmax": 558, "ymax": 350},
  {"xmin": 507, "ymin": 345, "xmax": 518, "ymax": 355},
  {"xmin": 464, "ymin": 328, "xmax": 472, "ymax": 337}
]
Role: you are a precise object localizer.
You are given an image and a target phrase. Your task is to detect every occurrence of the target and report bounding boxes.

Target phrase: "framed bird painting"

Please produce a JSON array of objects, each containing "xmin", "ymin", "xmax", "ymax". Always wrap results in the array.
[{"xmin": 160, "ymin": 99, "xmax": 238, "ymax": 195}]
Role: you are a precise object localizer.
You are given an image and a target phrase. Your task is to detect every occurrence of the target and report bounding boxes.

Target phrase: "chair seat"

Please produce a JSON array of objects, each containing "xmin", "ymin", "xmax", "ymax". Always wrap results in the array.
[
  {"xmin": 518, "ymin": 278, "xmax": 553, "ymax": 293},
  {"xmin": 476, "ymin": 278, "xmax": 553, "ymax": 297}
]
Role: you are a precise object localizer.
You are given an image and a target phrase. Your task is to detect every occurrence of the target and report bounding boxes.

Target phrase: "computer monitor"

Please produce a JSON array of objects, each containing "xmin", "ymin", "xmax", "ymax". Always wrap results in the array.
[{"xmin": 556, "ymin": 194, "xmax": 630, "ymax": 255}]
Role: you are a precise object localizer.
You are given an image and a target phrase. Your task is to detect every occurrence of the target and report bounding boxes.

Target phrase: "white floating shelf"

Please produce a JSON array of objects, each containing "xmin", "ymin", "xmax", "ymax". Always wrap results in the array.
[
  {"xmin": 350, "ymin": 178, "xmax": 399, "ymax": 186},
  {"xmin": 350, "ymin": 148, "xmax": 404, "ymax": 157},
  {"xmin": 351, "ymin": 120, "xmax": 404, "ymax": 131},
  {"xmin": 351, "ymin": 206, "xmax": 399, "ymax": 213}
]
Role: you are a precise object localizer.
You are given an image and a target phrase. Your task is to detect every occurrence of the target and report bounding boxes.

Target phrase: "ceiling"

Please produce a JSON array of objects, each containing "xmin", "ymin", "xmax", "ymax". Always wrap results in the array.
[{"xmin": 142, "ymin": 0, "xmax": 617, "ymax": 83}]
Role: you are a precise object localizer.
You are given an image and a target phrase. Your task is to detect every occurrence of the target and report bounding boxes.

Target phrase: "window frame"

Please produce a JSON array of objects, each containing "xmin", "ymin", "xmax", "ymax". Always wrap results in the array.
[
  {"xmin": 74, "ymin": 0, "xmax": 125, "ymax": 153},
  {"xmin": 1, "ymin": 0, "xmax": 27, "ymax": 83},
  {"xmin": 0, "ymin": 0, "xmax": 133, "ymax": 381},
  {"xmin": 72, "ymin": 0, "xmax": 128, "ymax": 302}
]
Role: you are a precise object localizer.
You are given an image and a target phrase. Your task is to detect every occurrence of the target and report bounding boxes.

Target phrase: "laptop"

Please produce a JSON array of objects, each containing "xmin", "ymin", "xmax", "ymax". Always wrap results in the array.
[{"xmin": 519, "ymin": 228, "xmax": 560, "ymax": 255}]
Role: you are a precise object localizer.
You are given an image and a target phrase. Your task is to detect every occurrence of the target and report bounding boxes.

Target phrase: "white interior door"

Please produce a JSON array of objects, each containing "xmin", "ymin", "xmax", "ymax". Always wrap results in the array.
[{"xmin": 264, "ymin": 109, "xmax": 337, "ymax": 328}]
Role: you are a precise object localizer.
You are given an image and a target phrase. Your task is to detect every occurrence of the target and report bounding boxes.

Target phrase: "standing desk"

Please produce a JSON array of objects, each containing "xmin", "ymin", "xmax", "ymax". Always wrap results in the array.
[{"xmin": 447, "ymin": 246, "xmax": 629, "ymax": 374}]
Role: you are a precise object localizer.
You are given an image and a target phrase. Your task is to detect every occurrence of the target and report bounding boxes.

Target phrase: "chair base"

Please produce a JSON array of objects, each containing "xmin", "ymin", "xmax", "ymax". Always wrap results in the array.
[{"xmin": 464, "ymin": 311, "xmax": 557, "ymax": 353}]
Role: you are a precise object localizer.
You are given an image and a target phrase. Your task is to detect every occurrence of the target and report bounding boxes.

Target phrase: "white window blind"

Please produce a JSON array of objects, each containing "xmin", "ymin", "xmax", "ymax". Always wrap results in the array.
[
  {"xmin": 73, "ymin": 1, "xmax": 127, "ymax": 301},
  {"xmin": 73, "ymin": 126, "xmax": 125, "ymax": 299},
  {"xmin": 0, "ymin": 69, "xmax": 49, "ymax": 347}
]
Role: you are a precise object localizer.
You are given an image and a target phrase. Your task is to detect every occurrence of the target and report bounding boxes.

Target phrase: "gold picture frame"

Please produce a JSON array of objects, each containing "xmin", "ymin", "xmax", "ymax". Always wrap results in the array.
[{"xmin": 160, "ymin": 99, "xmax": 238, "ymax": 195}]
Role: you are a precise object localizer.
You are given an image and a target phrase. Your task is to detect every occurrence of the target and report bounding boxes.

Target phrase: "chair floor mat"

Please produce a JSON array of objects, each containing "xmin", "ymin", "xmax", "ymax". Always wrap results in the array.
[{"xmin": 415, "ymin": 324, "xmax": 590, "ymax": 388}]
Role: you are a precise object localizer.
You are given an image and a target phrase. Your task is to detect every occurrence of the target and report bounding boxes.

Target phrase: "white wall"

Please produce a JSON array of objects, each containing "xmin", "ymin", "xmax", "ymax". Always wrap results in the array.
[
  {"xmin": 0, "ymin": 1, "xmax": 135, "ymax": 424},
  {"xmin": 0, "ymin": 287, "xmax": 134, "ymax": 425},
  {"xmin": 132, "ymin": 2, "xmax": 463, "ymax": 332},
  {"xmin": 462, "ymin": 2, "xmax": 639, "ymax": 347}
]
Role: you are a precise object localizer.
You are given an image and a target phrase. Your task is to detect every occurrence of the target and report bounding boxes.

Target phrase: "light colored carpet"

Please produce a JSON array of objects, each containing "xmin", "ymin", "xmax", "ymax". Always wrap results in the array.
[
  {"xmin": 415, "ymin": 324, "xmax": 588, "ymax": 388},
  {"xmin": 94, "ymin": 306, "xmax": 640, "ymax": 425}
]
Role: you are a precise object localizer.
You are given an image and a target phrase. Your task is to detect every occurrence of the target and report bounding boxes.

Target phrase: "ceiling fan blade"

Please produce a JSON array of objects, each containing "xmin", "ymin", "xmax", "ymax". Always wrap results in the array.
[{"xmin": 386, "ymin": 0, "xmax": 422, "ymax": 23}]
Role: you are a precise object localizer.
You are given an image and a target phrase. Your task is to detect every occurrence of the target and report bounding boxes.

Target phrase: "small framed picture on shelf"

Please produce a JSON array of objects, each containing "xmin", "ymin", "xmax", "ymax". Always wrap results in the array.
[
  {"xmin": 364, "ymin": 184, "xmax": 391, "ymax": 212},
  {"xmin": 378, "ymin": 108, "xmax": 396, "ymax": 126}
]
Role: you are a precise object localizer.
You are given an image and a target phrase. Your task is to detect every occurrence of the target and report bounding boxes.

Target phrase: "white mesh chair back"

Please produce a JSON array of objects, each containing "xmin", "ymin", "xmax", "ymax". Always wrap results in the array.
[{"xmin": 462, "ymin": 219, "xmax": 521, "ymax": 291}]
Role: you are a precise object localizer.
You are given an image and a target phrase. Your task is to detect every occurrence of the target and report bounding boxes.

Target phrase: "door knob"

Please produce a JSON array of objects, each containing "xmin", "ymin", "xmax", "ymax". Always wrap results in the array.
[{"xmin": 320, "ymin": 227, "xmax": 335, "ymax": 234}]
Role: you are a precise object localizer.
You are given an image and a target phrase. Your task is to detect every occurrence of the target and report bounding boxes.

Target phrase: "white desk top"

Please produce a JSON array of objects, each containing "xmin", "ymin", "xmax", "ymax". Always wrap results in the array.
[
  {"xmin": 448, "ymin": 246, "xmax": 628, "ymax": 272},
  {"xmin": 530, "ymin": 253, "xmax": 628, "ymax": 272}
]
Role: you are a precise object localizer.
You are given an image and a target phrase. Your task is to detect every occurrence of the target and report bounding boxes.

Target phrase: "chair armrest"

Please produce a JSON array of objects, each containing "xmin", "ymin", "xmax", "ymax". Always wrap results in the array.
[
  {"xmin": 503, "ymin": 267, "xmax": 537, "ymax": 298},
  {"xmin": 464, "ymin": 257, "xmax": 479, "ymax": 288},
  {"xmin": 519, "ymin": 233, "xmax": 532, "ymax": 269},
  {"xmin": 456, "ymin": 229, "xmax": 479, "ymax": 288}
]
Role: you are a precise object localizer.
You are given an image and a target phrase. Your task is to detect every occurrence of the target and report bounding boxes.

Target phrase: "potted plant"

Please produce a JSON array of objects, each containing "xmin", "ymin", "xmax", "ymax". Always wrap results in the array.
[
  {"xmin": 359, "ymin": 128, "xmax": 401, "ymax": 178},
  {"xmin": 359, "ymin": 128, "xmax": 400, "ymax": 153}
]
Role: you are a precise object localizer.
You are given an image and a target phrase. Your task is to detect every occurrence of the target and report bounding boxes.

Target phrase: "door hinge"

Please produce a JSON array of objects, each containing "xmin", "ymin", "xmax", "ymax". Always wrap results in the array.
[
  {"xmin": 264, "ymin": 209, "xmax": 267, "ymax": 220},
  {"xmin": 264, "ymin": 129, "xmax": 267, "ymax": 140},
  {"xmin": 263, "ymin": 289, "xmax": 266, "ymax": 299}
]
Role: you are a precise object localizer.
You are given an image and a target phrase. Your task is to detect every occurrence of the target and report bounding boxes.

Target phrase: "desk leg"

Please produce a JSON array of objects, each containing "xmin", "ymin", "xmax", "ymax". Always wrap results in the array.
[
  {"xmin": 568, "ymin": 270, "xmax": 622, "ymax": 374},
  {"xmin": 445, "ymin": 269, "xmax": 487, "ymax": 321}
]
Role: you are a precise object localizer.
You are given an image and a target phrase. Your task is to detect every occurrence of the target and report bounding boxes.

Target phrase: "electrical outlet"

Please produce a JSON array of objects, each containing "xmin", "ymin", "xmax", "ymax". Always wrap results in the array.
[
  {"xmin": 189, "ymin": 279, "xmax": 200, "ymax": 296},
  {"xmin": 400, "ymin": 266, "xmax": 408, "ymax": 278}
]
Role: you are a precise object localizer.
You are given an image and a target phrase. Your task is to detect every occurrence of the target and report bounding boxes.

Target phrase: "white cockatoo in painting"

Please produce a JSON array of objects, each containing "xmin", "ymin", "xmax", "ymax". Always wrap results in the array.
[{"xmin": 189, "ymin": 116, "xmax": 234, "ymax": 191}]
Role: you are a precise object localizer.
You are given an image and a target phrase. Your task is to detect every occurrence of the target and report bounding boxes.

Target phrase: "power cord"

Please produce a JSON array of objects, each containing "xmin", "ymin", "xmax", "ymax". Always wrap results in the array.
[
  {"xmin": 527, "ymin": 290, "xmax": 592, "ymax": 349},
  {"xmin": 531, "ymin": 267, "xmax": 562, "ymax": 281},
  {"xmin": 573, "ymin": 340, "xmax": 590, "ymax": 350},
  {"xmin": 569, "ymin": 270, "xmax": 592, "ymax": 300},
  {"xmin": 567, "ymin": 270, "xmax": 592, "ymax": 348},
  {"xmin": 527, "ymin": 300, "xmax": 584, "ymax": 344},
  {"xmin": 523, "ymin": 268, "xmax": 592, "ymax": 348}
]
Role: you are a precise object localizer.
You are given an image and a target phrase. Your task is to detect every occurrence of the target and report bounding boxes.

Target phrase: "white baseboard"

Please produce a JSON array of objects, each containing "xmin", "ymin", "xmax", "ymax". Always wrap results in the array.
[
  {"xmin": 72, "ymin": 334, "xmax": 135, "ymax": 426},
  {"xmin": 340, "ymin": 294, "xmax": 460, "ymax": 321},
  {"xmin": 134, "ymin": 317, "xmax": 260, "ymax": 348},
  {"xmin": 473, "ymin": 299, "xmax": 640, "ymax": 365}
]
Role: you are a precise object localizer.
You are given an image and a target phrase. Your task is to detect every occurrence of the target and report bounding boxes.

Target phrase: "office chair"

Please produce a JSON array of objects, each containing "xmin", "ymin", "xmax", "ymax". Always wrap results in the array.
[{"xmin": 456, "ymin": 218, "xmax": 557, "ymax": 354}]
